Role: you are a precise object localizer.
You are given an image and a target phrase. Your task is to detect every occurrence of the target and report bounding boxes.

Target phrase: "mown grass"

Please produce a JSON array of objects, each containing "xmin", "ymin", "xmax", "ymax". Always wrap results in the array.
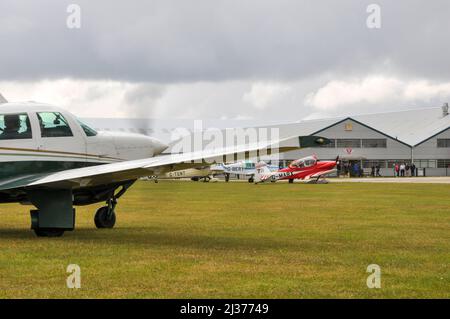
[{"xmin": 0, "ymin": 181, "xmax": 449, "ymax": 298}]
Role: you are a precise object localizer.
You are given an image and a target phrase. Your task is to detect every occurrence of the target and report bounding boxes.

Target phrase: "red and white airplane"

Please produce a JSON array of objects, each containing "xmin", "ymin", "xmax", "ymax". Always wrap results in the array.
[{"xmin": 255, "ymin": 155, "xmax": 338, "ymax": 184}]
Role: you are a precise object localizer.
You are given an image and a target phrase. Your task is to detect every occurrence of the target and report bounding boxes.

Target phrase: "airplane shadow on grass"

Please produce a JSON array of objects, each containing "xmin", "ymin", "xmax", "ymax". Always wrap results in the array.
[{"xmin": 0, "ymin": 226, "xmax": 310, "ymax": 251}]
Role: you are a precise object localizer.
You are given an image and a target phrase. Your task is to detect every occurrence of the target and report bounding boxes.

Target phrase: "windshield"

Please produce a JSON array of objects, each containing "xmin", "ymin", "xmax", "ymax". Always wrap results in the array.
[
  {"xmin": 77, "ymin": 119, "xmax": 98, "ymax": 137},
  {"xmin": 244, "ymin": 161, "xmax": 256, "ymax": 169},
  {"xmin": 290, "ymin": 157, "xmax": 316, "ymax": 168}
]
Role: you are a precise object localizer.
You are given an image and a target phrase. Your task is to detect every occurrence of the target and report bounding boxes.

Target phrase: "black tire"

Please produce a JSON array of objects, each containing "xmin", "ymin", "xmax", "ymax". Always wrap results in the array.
[
  {"xmin": 94, "ymin": 206, "xmax": 116, "ymax": 229},
  {"xmin": 34, "ymin": 228, "xmax": 65, "ymax": 237},
  {"xmin": 225, "ymin": 174, "xmax": 230, "ymax": 182},
  {"xmin": 288, "ymin": 179, "xmax": 294, "ymax": 184},
  {"xmin": 248, "ymin": 177, "xmax": 254, "ymax": 183}
]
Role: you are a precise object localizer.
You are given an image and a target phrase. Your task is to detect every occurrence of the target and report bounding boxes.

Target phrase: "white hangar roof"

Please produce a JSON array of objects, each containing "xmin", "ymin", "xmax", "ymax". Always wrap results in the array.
[
  {"xmin": 273, "ymin": 106, "xmax": 450, "ymax": 147},
  {"xmin": 81, "ymin": 105, "xmax": 450, "ymax": 148},
  {"xmin": 351, "ymin": 107, "xmax": 450, "ymax": 146}
]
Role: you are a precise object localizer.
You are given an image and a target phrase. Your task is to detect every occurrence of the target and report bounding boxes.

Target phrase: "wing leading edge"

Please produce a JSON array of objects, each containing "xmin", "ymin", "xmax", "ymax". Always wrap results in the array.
[{"xmin": 0, "ymin": 135, "xmax": 329, "ymax": 190}]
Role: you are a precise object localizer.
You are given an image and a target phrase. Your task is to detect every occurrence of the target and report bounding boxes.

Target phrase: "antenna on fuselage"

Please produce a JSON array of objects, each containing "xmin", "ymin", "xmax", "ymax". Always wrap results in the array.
[{"xmin": 0, "ymin": 93, "xmax": 8, "ymax": 104}]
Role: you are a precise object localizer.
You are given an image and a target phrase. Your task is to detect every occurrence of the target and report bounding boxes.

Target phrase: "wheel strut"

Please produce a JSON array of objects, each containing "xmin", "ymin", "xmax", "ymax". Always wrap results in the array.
[
  {"xmin": 94, "ymin": 182, "xmax": 134, "ymax": 229},
  {"xmin": 106, "ymin": 196, "xmax": 117, "ymax": 217}
]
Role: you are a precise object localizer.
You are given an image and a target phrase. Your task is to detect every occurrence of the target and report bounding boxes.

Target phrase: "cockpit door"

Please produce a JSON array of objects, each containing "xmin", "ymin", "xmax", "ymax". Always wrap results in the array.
[{"xmin": 0, "ymin": 113, "xmax": 38, "ymax": 178}]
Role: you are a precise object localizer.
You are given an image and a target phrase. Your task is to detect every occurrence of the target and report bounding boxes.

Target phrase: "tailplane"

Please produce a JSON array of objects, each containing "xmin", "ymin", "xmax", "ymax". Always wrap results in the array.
[{"xmin": 254, "ymin": 161, "xmax": 272, "ymax": 183}]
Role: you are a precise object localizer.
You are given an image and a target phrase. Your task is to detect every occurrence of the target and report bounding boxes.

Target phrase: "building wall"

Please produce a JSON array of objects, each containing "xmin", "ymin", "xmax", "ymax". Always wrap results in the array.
[
  {"xmin": 413, "ymin": 127, "xmax": 450, "ymax": 160},
  {"xmin": 278, "ymin": 119, "xmax": 412, "ymax": 161}
]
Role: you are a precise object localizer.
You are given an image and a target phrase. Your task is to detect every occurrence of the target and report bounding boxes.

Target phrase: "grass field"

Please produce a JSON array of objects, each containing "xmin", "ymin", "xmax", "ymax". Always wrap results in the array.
[{"xmin": 0, "ymin": 181, "xmax": 449, "ymax": 298}]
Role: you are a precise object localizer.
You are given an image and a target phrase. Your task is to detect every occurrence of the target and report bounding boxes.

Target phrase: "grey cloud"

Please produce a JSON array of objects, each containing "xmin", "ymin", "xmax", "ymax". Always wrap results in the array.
[
  {"xmin": 123, "ymin": 83, "xmax": 166, "ymax": 118},
  {"xmin": 1, "ymin": 0, "xmax": 450, "ymax": 83}
]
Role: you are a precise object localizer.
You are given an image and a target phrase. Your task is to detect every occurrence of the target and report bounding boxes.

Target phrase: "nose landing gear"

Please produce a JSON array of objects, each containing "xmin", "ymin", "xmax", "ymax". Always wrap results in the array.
[
  {"xmin": 94, "ymin": 199, "xmax": 117, "ymax": 229},
  {"xmin": 94, "ymin": 182, "xmax": 133, "ymax": 229}
]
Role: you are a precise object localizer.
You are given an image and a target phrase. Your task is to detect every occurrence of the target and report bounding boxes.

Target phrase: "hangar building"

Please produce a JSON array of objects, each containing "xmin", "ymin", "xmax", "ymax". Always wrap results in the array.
[{"xmin": 273, "ymin": 104, "xmax": 450, "ymax": 176}]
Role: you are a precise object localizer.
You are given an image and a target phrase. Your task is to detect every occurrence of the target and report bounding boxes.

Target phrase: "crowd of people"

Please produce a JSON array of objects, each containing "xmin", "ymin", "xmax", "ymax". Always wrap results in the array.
[
  {"xmin": 391, "ymin": 162, "xmax": 417, "ymax": 177},
  {"xmin": 338, "ymin": 162, "xmax": 366, "ymax": 177}
]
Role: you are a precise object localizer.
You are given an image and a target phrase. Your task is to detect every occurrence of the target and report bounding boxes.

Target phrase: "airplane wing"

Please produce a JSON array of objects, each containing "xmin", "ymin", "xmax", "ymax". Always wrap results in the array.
[
  {"xmin": 303, "ymin": 169, "xmax": 337, "ymax": 180},
  {"xmin": 0, "ymin": 135, "xmax": 329, "ymax": 190}
]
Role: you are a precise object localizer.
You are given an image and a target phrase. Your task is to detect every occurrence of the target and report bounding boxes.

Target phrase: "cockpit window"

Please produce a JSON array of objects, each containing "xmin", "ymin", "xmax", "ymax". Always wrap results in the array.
[
  {"xmin": 77, "ymin": 119, "xmax": 98, "ymax": 137},
  {"xmin": 244, "ymin": 161, "xmax": 255, "ymax": 169},
  {"xmin": 0, "ymin": 113, "xmax": 32, "ymax": 140},
  {"xmin": 290, "ymin": 157, "xmax": 316, "ymax": 168},
  {"xmin": 291, "ymin": 160, "xmax": 304, "ymax": 168},
  {"xmin": 38, "ymin": 112, "xmax": 73, "ymax": 138},
  {"xmin": 304, "ymin": 159, "xmax": 316, "ymax": 167}
]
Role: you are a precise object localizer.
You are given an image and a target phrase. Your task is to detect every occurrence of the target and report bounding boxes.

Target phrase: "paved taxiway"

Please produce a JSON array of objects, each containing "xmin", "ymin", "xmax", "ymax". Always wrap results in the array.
[{"xmin": 331, "ymin": 176, "xmax": 450, "ymax": 184}]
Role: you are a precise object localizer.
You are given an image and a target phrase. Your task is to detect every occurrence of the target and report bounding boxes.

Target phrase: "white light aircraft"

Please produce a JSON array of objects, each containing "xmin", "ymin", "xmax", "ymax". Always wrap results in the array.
[
  {"xmin": 221, "ymin": 160, "xmax": 279, "ymax": 183},
  {"xmin": 0, "ymin": 96, "xmax": 329, "ymax": 237}
]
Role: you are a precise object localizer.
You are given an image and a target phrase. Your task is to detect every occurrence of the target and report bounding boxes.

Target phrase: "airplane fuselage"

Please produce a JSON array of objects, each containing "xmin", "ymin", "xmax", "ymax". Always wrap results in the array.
[
  {"xmin": 257, "ymin": 156, "xmax": 337, "ymax": 183},
  {"xmin": 276, "ymin": 161, "xmax": 337, "ymax": 181},
  {"xmin": 0, "ymin": 102, "xmax": 168, "ymax": 204}
]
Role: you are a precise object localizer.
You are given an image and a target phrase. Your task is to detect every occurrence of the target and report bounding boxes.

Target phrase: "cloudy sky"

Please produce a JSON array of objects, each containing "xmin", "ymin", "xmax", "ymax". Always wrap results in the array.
[{"xmin": 1, "ymin": 0, "xmax": 450, "ymax": 121}]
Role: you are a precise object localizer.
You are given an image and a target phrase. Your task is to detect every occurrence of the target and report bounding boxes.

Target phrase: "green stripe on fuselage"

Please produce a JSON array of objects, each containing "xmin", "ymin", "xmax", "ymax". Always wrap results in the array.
[{"xmin": 0, "ymin": 161, "xmax": 106, "ymax": 181}]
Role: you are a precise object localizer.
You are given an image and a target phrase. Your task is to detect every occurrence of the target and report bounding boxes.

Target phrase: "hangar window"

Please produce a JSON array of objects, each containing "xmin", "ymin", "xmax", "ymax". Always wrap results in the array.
[
  {"xmin": 314, "ymin": 138, "xmax": 336, "ymax": 148},
  {"xmin": 414, "ymin": 160, "xmax": 436, "ymax": 168},
  {"xmin": 437, "ymin": 139, "xmax": 450, "ymax": 148},
  {"xmin": 0, "ymin": 113, "xmax": 32, "ymax": 140},
  {"xmin": 38, "ymin": 112, "xmax": 73, "ymax": 138},
  {"xmin": 437, "ymin": 159, "xmax": 450, "ymax": 168},
  {"xmin": 336, "ymin": 139, "xmax": 361, "ymax": 148},
  {"xmin": 362, "ymin": 139, "xmax": 387, "ymax": 148}
]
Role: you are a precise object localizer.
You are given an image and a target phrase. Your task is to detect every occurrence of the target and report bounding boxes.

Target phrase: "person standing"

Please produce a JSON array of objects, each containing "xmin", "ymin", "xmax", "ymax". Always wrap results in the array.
[
  {"xmin": 400, "ymin": 163, "xmax": 406, "ymax": 177},
  {"xmin": 376, "ymin": 165, "xmax": 381, "ymax": 177},
  {"xmin": 371, "ymin": 165, "xmax": 375, "ymax": 177},
  {"xmin": 394, "ymin": 163, "xmax": 399, "ymax": 177},
  {"xmin": 411, "ymin": 163, "xmax": 416, "ymax": 177},
  {"xmin": 353, "ymin": 162, "xmax": 359, "ymax": 177}
]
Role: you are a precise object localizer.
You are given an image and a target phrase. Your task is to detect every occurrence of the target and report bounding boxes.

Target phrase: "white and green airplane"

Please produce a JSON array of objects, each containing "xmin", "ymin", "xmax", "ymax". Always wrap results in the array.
[{"xmin": 0, "ymin": 95, "xmax": 329, "ymax": 237}]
